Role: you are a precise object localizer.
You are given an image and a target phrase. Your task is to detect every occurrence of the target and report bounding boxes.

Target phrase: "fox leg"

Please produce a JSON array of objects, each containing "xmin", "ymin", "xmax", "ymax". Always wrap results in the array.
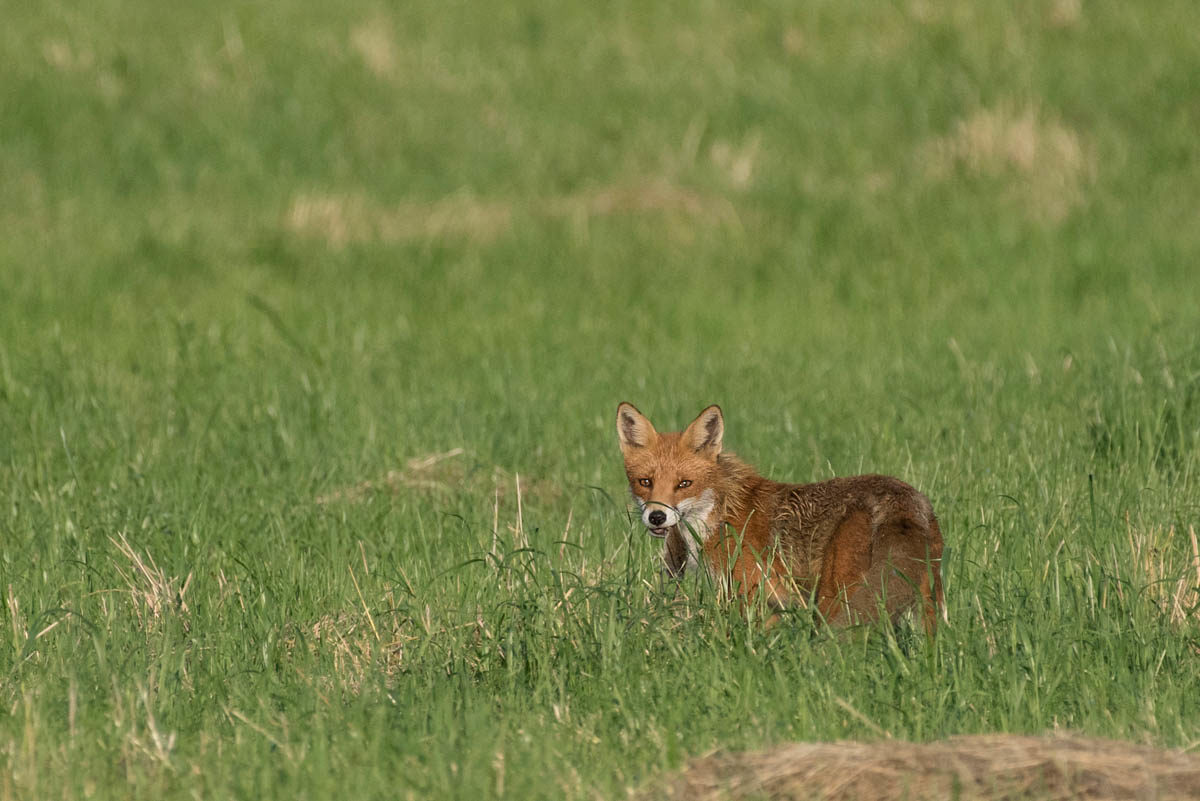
[
  {"xmin": 863, "ymin": 517, "xmax": 945, "ymax": 633},
  {"xmin": 919, "ymin": 516, "xmax": 946, "ymax": 635},
  {"xmin": 816, "ymin": 509, "xmax": 874, "ymax": 626},
  {"xmin": 740, "ymin": 572, "xmax": 802, "ymax": 628},
  {"xmin": 721, "ymin": 549, "xmax": 801, "ymax": 624}
]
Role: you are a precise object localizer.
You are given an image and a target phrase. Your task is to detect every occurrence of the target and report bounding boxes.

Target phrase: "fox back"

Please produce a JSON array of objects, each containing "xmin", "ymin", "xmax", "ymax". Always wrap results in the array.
[{"xmin": 616, "ymin": 402, "xmax": 945, "ymax": 632}]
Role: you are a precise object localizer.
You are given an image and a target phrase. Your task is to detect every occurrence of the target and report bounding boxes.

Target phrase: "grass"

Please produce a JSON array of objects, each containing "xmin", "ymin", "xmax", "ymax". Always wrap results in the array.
[{"xmin": 2, "ymin": 0, "xmax": 1200, "ymax": 798}]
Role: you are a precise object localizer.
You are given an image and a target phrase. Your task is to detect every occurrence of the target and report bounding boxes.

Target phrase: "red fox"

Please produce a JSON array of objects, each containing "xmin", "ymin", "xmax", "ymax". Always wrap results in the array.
[{"xmin": 616, "ymin": 403, "xmax": 945, "ymax": 632}]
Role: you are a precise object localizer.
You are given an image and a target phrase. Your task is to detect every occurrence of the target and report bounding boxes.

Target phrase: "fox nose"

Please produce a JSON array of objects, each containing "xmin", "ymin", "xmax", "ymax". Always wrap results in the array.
[{"xmin": 648, "ymin": 509, "xmax": 667, "ymax": 527}]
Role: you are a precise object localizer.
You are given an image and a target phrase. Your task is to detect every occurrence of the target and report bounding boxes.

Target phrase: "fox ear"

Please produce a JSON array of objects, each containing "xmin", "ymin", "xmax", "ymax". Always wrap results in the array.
[
  {"xmin": 616, "ymin": 402, "xmax": 658, "ymax": 451},
  {"xmin": 682, "ymin": 405, "xmax": 724, "ymax": 456}
]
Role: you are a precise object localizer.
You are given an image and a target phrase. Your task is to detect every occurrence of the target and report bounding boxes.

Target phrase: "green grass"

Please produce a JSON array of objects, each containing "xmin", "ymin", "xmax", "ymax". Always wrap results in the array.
[{"xmin": 2, "ymin": 0, "xmax": 1200, "ymax": 798}]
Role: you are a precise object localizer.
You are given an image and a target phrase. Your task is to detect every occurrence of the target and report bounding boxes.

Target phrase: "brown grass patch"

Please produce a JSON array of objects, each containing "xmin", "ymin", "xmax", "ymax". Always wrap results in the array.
[
  {"xmin": 109, "ymin": 532, "xmax": 192, "ymax": 632},
  {"xmin": 1046, "ymin": 0, "xmax": 1083, "ymax": 29},
  {"xmin": 284, "ymin": 179, "xmax": 735, "ymax": 247},
  {"xmin": 315, "ymin": 448, "xmax": 469, "ymax": 504},
  {"xmin": 647, "ymin": 734, "xmax": 1200, "ymax": 801},
  {"xmin": 924, "ymin": 103, "xmax": 1093, "ymax": 223},
  {"xmin": 284, "ymin": 606, "xmax": 413, "ymax": 694},
  {"xmin": 1115, "ymin": 522, "xmax": 1200, "ymax": 627},
  {"xmin": 42, "ymin": 39, "xmax": 94, "ymax": 72},
  {"xmin": 349, "ymin": 21, "xmax": 397, "ymax": 77},
  {"xmin": 285, "ymin": 194, "xmax": 513, "ymax": 247},
  {"xmin": 709, "ymin": 135, "xmax": 762, "ymax": 190},
  {"xmin": 315, "ymin": 448, "xmax": 564, "ymax": 511}
]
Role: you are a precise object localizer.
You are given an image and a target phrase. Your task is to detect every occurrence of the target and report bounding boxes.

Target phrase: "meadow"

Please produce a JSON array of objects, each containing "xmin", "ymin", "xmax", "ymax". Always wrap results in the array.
[{"xmin": 2, "ymin": 1, "xmax": 1199, "ymax": 798}]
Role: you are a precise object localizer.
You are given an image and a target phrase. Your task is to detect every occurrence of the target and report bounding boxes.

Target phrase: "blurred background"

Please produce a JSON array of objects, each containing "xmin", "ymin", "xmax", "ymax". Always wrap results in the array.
[{"xmin": 5, "ymin": 3, "xmax": 1197, "ymax": 470}]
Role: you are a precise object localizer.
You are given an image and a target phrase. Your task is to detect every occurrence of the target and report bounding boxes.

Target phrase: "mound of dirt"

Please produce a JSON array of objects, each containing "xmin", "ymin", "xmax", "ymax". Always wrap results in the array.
[{"xmin": 646, "ymin": 734, "xmax": 1200, "ymax": 801}]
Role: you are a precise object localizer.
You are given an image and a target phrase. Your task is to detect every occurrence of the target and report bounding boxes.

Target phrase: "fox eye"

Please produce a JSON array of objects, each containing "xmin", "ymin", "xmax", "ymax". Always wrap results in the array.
[
  {"xmin": 677, "ymin": 480, "xmax": 692, "ymax": 489},
  {"xmin": 638, "ymin": 478, "xmax": 652, "ymax": 488}
]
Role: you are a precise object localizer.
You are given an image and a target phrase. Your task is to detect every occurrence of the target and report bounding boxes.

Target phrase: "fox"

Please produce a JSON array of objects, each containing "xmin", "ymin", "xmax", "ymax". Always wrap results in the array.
[{"xmin": 616, "ymin": 403, "xmax": 945, "ymax": 632}]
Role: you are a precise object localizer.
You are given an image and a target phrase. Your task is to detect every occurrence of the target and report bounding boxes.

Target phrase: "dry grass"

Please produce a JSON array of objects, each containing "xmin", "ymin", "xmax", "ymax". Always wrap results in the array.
[
  {"xmin": 284, "ymin": 193, "xmax": 513, "ymax": 247},
  {"xmin": 349, "ymin": 21, "xmax": 397, "ymax": 78},
  {"xmin": 647, "ymin": 734, "xmax": 1200, "ymax": 801},
  {"xmin": 108, "ymin": 532, "xmax": 192, "ymax": 632},
  {"xmin": 709, "ymin": 134, "xmax": 762, "ymax": 190},
  {"xmin": 924, "ymin": 103, "xmax": 1093, "ymax": 223},
  {"xmin": 42, "ymin": 39, "xmax": 94, "ymax": 72},
  {"xmin": 315, "ymin": 448, "xmax": 564, "ymax": 511},
  {"xmin": 284, "ymin": 179, "xmax": 736, "ymax": 247},
  {"xmin": 284, "ymin": 605, "xmax": 412, "ymax": 694},
  {"xmin": 1115, "ymin": 522, "xmax": 1200, "ymax": 627},
  {"xmin": 1046, "ymin": 0, "xmax": 1083, "ymax": 29},
  {"xmin": 315, "ymin": 448, "xmax": 469, "ymax": 503}
]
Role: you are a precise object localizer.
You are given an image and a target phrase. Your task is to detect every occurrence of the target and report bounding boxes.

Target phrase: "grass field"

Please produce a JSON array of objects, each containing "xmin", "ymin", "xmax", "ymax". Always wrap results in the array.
[{"xmin": 2, "ymin": 1, "xmax": 1200, "ymax": 798}]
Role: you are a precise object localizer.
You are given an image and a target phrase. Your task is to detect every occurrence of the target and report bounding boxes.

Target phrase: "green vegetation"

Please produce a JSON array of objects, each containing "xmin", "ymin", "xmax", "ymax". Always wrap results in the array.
[{"xmin": 2, "ymin": 1, "xmax": 1199, "ymax": 798}]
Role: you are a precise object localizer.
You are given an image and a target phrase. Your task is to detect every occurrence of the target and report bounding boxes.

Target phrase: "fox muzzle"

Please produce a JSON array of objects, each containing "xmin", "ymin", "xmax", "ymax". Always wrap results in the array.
[{"xmin": 640, "ymin": 500, "xmax": 679, "ymax": 538}]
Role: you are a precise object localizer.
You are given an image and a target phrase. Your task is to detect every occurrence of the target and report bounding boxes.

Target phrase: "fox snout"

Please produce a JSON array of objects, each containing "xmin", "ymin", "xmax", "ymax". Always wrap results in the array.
[{"xmin": 639, "ymin": 501, "xmax": 679, "ymax": 538}]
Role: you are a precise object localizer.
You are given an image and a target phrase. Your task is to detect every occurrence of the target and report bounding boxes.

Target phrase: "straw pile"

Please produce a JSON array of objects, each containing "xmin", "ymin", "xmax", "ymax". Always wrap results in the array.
[{"xmin": 646, "ymin": 734, "xmax": 1200, "ymax": 801}]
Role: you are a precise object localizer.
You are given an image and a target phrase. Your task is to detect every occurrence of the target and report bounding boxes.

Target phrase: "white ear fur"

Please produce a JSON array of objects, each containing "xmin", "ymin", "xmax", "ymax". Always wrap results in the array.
[
  {"xmin": 616, "ymin": 402, "xmax": 658, "ymax": 449},
  {"xmin": 682, "ymin": 405, "xmax": 724, "ymax": 455}
]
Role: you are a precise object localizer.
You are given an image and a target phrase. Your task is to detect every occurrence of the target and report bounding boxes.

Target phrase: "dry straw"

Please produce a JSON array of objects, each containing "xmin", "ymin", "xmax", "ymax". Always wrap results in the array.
[{"xmin": 647, "ymin": 734, "xmax": 1200, "ymax": 801}]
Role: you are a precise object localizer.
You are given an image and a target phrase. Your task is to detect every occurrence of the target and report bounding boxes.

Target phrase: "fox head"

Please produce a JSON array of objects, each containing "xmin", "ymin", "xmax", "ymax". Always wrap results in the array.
[{"xmin": 615, "ymin": 403, "xmax": 724, "ymax": 541}]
